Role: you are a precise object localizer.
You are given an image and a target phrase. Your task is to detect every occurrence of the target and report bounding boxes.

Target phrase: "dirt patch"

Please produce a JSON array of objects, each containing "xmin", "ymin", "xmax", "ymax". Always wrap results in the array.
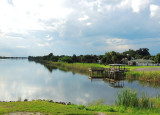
[
  {"xmin": 134, "ymin": 68, "xmax": 160, "ymax": 71},
  {"xmin": 97, "ymin": 112, "xmax": 106, "ymax": 115}
]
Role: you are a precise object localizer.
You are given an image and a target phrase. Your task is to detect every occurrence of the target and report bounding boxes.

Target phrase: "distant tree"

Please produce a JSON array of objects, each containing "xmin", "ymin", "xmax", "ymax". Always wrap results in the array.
[
  {"xmin": 112, "ymin": 55, "xmax": 118, "ymax": 63},
  {"xmin": 135, "ymin": 54, "xmax": 143, "ymax": 59},
  {"xmin": 123, "ymin": 49, "xmax": 137, "ymax": 60},
  {"xmin": 72, "ymin": 54, "xmax": 78, "ymax": 62},
  {"xmin": 149, "ymin": 56, "xmax": 155, "ymax": 61},
  {"xmin": 58, "ymin": 56, "xmax": 73, "ymax": 63},
  {"xmin": 51, "ymin": 56, "xmax": 59, "ymax": 62},
  {"xmin": 48, "ymin": 53, "xmax": 53, "ymax": 57},
  {"xmin": 154, "ymin": 53, "xmax": 160, "ymax": 63},
  {"xmin": 101, "ymin": 52, "xmax": 112, "ymax": 64},
  {"xmin": 136, "ymin": 48, "xmax": 150, "ymax": 57}
]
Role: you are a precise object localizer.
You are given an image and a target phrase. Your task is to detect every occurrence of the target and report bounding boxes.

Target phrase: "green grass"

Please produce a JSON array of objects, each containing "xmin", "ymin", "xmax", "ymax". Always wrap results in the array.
[
  {"xmin": 115, "ymin": 88, "xmax": 155, "ymax": 109},
  {"xmin": 116, "ymin": 88, "xmax": 139, "ymax": 107},
  {"xmin": 40, "ymin": 61, "xmax": 107, "ymax": 75},
  {"xmin": 36, "ymin": 60, "xmax": 160, "ymax": 71},
  {"xmin": 125, "ymin": 71, "xmax": 160, "ymax": 82},
  {"xmin": 125, "ymin": 65, "xmax": 160, "ymax": 71},
  {"xmin": 0, "ymin": 89, "xmax": 160, "ymax": 115},
  {"xmin": 0, "ymin": 97, "xmax": 160, "ymax": 115},
  {"xmin": 0, "ymin": 100, "xmax": 95, "ymax": 115}
]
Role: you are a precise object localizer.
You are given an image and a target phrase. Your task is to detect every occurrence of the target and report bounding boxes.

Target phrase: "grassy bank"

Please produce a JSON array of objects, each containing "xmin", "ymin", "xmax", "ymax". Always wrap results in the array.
[
  {"xmin": 36, "ymin": 60, "xmax": 160, "ymax": 82},
  {"xmin": 125, "ymin": 71, "xmax": 160, "ymax": 82},
  {"xmin": 0, "ymin": 89, "xmax": 160, "ymax": 115},
  {"xmin": 38, "ymin": 60, "xmax": 107, "ymax": 75},
  {"xmin": 0, "ymin": 100, "xmax": 159, "ymax": 115}
]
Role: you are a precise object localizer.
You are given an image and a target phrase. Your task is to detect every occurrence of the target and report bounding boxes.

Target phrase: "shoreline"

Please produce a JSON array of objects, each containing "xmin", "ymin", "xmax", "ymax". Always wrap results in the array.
[
  {"xmin": 0, "ymin": 96, "xmax": 159, "ymax": 115},
  {"xmin": 31, "ymin": 60, "xmax": 160, "ymax": 82}
]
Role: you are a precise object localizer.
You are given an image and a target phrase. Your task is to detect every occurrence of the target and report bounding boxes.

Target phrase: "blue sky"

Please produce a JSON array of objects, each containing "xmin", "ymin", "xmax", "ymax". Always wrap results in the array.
[{"xmin": 0, "ymin": 0, "xmax": 160, "ymax": 56}]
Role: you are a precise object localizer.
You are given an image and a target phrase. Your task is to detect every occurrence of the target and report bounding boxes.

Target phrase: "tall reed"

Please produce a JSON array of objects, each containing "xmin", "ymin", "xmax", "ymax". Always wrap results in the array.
[
  {"xmin": 115, "ymin": 88, "xmax": 138, "ymax": 107},
  {"xmin": 115, "ymin": 88, "xmax": 152, "ymax": 108},
  {"xmin": 126, "ymin": 71, "xmax": 160, "ymax": 82}
]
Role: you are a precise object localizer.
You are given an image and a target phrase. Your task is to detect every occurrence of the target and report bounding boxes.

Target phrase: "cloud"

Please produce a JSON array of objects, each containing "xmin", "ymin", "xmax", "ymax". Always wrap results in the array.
[
  {"xmin": 106, "ymin": 38, "xmax": 127, "ymax": 45},
  {"xmin": 78, "ymin": 15, "xmax": 89, "ymax": 21},
  {"xmin": 0, "ymin": 0, "xmax": 73, "ymax": 34},
  {"xmin": 115, "ymin": 45, "xmax": 130, "ymax": 51},
  {"xmin": 37, "ymin": 43, "xmax": 50, "ymax": 47},
  {"xmin": 0, "ymin": 0, "xmax": 160, "ymax": 56},
  {"xmin": 16, "ymin": 46, "xmax": 28, "ymax": 49},
  {"xmin": 131, "ymin": 0, "xmax": 151, "ymax": 13},
  {"xmin": 86, "ymin": 22, "xmax": 92, "ymax": 26},
  {"xmin": 104, "ymin": 38, "xmax": 134, "ymax": 52},
  {"xmin": 150, "ymin": 4, "xmax": 160, "ymax": 18}
]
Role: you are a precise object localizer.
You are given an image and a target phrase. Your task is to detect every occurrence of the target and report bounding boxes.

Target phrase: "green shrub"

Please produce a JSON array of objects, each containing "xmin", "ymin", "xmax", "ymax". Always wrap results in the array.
[{"xmin": 77, "ymin": 105, "xmax": 86, "ymax": 110}]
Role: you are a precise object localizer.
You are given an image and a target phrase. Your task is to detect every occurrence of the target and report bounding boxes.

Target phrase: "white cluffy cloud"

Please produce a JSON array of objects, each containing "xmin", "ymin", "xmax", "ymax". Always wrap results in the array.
[
  {"xmin": 150, "ymin": 4, "xmax": 160, "ymax": 18},
  {"xmin": 0, "ymin": 0, "xmax": 73, "ymax": 34},
  {"xmin": 78, "ymin": 15, "xmax": 89, "ymax": 21},
  {"xmin": 0, "ymin": 0, "xmax": 160, "ymax": 56},
  {"xmin": 106, "ymin": 0, "xmax": 151, "ymax": 13},
  {"xmin": 105, "ymin": 38, "xmax": 133, "ymax": 52},
  {"xmin": 131, "ymin": 0, "xmax": 151, "ymax": 13}
]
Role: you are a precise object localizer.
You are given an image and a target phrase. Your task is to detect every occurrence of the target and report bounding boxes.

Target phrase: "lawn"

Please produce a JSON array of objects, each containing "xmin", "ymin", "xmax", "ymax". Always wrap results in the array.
[{"xmin": 0, "ymin": 96, "xmax": 160, "ymax": 115}]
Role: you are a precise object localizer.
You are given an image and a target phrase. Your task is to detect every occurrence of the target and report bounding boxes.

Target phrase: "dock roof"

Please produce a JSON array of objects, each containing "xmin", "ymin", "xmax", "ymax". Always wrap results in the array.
[{"xmin": 109, "ymin": 64, "xmax": 125, "ymax": 66}]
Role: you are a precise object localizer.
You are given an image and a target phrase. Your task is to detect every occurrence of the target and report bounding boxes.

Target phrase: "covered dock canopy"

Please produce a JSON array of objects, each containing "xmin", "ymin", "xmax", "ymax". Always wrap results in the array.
[
  {"xmin": 109, "ymin": 64, "xmax": 125, "ymax": 72},
  {"xmin": 109, "ymin": 64, "xmax": 125, "ymax": 66}
]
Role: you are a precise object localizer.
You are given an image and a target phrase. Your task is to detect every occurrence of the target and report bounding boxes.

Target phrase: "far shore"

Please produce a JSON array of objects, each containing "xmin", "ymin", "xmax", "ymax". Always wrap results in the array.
[{"xmin": 30, "ymin": 60, "xmax": 160, "ymax": 83}]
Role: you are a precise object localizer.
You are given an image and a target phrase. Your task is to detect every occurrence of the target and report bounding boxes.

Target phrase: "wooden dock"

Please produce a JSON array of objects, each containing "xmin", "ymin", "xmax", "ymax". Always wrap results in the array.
[{"xmin": 88, "ymin": 64, "xmax": 126, "ymax": 80}]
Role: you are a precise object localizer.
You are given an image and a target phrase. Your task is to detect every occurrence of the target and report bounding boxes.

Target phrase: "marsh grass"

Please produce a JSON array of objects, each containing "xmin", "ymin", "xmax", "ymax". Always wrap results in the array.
[
  {"xmin": 115, "ymin": 88, "xmax": 139, "ymax": 107},
  {"xmin": 115, "ymin": 88, "xmax": 153, "ymax": 109},
  {"xmin": 140, "ymin": 93, "xmax": 150, "ymax": 108},
  {"xmin": 43, "ymin": 61, "xmax": 108, "ymax": 75},
  {"xmin": 126, "ymin": 71, "xmax": 160, "ymax": 82}
]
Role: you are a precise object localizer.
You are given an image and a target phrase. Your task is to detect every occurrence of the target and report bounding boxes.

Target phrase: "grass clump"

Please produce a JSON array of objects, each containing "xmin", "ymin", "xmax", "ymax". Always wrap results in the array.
[
  {"xmin": 115, "ymin": 88, "xmax": 153, "ymax": 109},
  {"xmin": 116, "ymin": 88, "xmax": 138, "ymax": 107},
  {"xmin": 140, "ymin": 93, "xmax": 150, "ymax": 108}
]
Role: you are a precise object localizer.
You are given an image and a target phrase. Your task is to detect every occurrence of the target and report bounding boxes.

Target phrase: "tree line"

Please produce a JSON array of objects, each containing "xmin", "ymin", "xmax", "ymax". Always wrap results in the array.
[{"xmin": 28, "ymin": 48, "xmax": 160, "ymax": 64}]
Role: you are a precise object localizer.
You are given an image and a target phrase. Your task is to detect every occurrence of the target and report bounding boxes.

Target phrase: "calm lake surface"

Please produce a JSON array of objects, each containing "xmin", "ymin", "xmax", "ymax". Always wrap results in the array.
[{"xmin": 0, "ymin": 59, "xmax": 160, "ymax": 105}]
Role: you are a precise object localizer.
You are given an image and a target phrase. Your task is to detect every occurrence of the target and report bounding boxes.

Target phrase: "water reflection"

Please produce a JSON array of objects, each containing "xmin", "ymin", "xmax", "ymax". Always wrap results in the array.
[
  {"xmin": 38, "ymin": 61, "xmax": 160, "ymax": 89},
  {"xmin": 0, "ymin": 59, "xmax": 160, "ymax": 105},
  {"xmin": 90, "ymin": 78, "xmax": 124, "ymax": 88}
]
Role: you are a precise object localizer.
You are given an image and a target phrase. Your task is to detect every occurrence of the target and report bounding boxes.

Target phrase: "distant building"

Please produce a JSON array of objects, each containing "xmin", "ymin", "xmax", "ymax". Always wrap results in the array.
[
  {"xmin": 128, "ymin": 59, "xmax": 154, "ymax": 66},
  {"xmin": 121, "ymin": 58, "xmax": 128, "ymax": 64},
  {"xmin": 97, "ymin": 60, "xmax": 101, "ymax": 64}
]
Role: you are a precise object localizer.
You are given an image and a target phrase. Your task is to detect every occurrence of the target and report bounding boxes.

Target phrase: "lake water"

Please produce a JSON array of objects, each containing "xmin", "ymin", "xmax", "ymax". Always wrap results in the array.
[{"xmin": 0, "ymin": 59, "xmax": 160, "ymax": 105}]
